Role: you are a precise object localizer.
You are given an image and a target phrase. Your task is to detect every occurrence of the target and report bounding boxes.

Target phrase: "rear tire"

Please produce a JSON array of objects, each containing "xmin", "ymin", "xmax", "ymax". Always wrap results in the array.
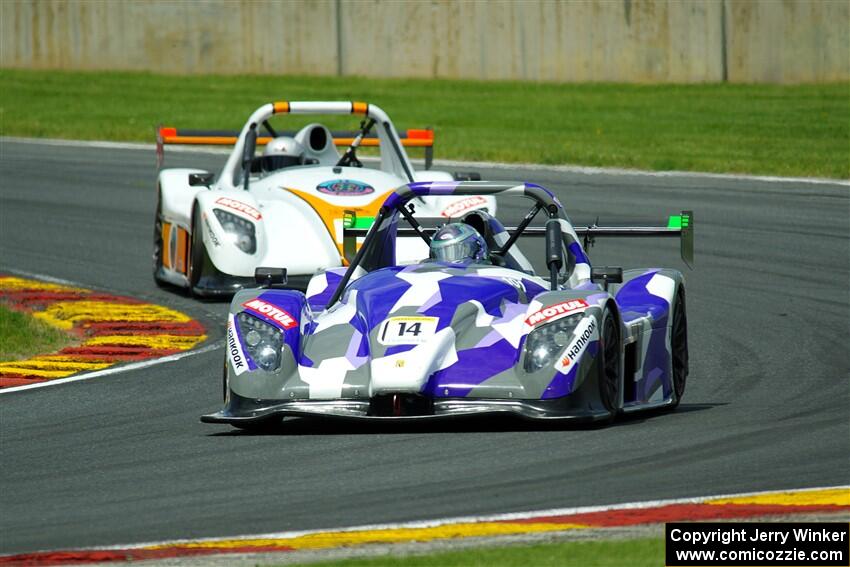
[
  {"xmin": 597, "ymin": 307, "xmax": 621, "ymax": 422},
  {"xmin": 669, "ymin": 287, "xmax": 689, "ymax": 409}
]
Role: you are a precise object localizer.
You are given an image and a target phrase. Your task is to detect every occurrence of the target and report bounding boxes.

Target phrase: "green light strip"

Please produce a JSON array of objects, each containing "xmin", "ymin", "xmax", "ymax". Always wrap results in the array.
[
  {"xmin": 344, "ymin": 215, "xmax": 375, "ymax": 229},
  {"xmin": 667, "ymin": 215, "xmax": 682, "ymax": 229},
  {"xmin": 352, "ymin": 216, "xmax": 375, "ymax": 229}
]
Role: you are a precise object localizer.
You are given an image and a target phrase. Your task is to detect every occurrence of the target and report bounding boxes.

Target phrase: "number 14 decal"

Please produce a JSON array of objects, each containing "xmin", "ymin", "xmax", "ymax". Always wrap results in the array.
[{"xmin": 378, "ymin": 316, "xmax": 438, "ymax": 346}]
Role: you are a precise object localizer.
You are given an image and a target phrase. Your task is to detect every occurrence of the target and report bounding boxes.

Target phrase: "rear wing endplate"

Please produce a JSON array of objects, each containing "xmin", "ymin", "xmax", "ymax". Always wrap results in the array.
[{"xmin": 156, "ymin": 125, "xmax": 434, "ymax": 169}]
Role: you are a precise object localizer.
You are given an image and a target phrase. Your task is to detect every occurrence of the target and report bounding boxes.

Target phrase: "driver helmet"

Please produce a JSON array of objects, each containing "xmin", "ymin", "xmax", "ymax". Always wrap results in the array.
[
  {"xmin": 262, "ymin": 136, "xmax": 306, "ymax": 170},
  {"xmin": 430, "ymin": 223, "xmax": 488, "ymax": 263}
]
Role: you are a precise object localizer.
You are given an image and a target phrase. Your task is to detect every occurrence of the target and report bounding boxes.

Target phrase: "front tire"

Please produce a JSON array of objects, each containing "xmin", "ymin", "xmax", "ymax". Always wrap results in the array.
[
  {"xmin": 597, "ymin": 307, "xmax": 621, "ymax": 422},
  {"xmin": 188, "ymin": 203, "xmax": 206, "ymax": 294},
  {"xmin": 669, "ymin": 287, "xmax": 689, "ymax": 409},
  {"xmin": 221, "ymin": 358, "xmax": 228, "ymax": 403},
  {"xmin": 153, "ymin": 192, "xmax": 166, "ymax": 286}
]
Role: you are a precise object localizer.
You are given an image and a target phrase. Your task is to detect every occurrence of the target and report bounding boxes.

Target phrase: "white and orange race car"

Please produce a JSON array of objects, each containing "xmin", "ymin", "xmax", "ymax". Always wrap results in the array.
[{"xmin": 153, "ymin": 100, "xmax": 494, "ymax": 297}]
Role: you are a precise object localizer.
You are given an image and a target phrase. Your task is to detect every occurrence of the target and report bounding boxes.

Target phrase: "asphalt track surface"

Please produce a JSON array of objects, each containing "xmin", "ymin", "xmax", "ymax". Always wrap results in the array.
[{"xmin": 1, "ymin": 140, "xmax": 848, "ymax": 555}]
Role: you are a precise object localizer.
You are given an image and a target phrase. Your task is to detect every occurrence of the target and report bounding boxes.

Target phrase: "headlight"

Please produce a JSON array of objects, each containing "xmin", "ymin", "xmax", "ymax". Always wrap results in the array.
[
  {"xmin": 236, "ymin": 312, "xmax": 282, "ymax": 372},
  {"xmin": 213, "ymin": 209, "xmax": 256, "ymax": 254},
  {"xmin": 524, "ymin": 313, "xmax": 584, "ymax": 372}
]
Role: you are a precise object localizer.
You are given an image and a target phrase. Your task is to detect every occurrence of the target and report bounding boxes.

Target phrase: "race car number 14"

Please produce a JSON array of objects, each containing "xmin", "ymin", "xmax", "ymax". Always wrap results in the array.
[{"xmin": 378, "ymin": 316, "xmax": 438, "ymax": 346}]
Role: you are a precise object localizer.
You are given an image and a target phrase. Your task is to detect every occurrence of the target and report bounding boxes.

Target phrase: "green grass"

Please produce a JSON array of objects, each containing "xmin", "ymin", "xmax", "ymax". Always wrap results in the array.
[
  {"xmin": 1, "ymin": 69, "xmax": 848, "ymax": 178},
  {"xmin": 290, "ymin": 537, "xmax": 662, "ymax": 567},
  {"xmin": 0, "ymin": 304, "xmax": 75, "ymax": 361}
]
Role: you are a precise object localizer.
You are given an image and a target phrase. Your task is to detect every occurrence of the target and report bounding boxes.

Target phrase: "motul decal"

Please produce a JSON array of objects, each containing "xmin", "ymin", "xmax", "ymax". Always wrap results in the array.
[
  {"xmin": 554, "ymin": 317, "xmax": 597, "ymax": 374},
  {"xmin": 215, "ymin": 197, "xmax": 262, "ymax": 220},
  {"xmin": 226, "ymin": 314, "xmax": 249, "ymax": 375},
  {"xmin": 241, "ymin": 298, "xmax": 298, "ymax": 330},
  {"xmin": 525, "ymin": 299, "xmax": 589, "ymax": 327},
  {"xmin": 440, "ymin": 196, "xmax": 488, "ymax": 218}
]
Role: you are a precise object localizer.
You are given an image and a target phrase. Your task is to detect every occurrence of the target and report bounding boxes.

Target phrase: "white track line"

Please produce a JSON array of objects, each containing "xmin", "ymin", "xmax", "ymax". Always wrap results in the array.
[
  {"xmin": 2, "ymin": 136, "xmax": 231, "ymax": 155},
  {"xmin": 3, "ymin": 136, "xmax": 847, "ymax": 186},
  {"xmin": 80, "ymin": 484, "xmax": 849, "ymax": 551},
  {"xmin": 3, "ymin": 267, "xmax": 94, "ymax": 288},
  {"xmin": 0, "ymin": 269, "xmax": 222, "ymax": 395},
  {"xmin": 434, "ymin": 158, "xmax": 850, "ymax": 187}
]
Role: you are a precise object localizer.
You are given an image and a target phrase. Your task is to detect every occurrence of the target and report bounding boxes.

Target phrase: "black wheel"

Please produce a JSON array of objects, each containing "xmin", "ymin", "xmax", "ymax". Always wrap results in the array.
[
  {"xmin": 222, "ymin": 358, "xmax": 228, "ymax": 402},
  {"xmin": 598, "ymin": 307, "xmax": 621, "ymax": 421},
  {"xmin": 152, "ymin": 192, "xmax": 166, "ymax": 284},
  {"xmin": 670, "ymin": 287, "xmax": 689, "ymax": 409},
  {"xmin": 188, "ymin": 203, "xmax": 205, "ymax": 293}
]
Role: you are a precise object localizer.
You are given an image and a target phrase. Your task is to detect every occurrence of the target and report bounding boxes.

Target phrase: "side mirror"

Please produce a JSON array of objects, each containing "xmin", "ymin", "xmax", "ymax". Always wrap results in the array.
[
  {"xmin": 591, "ymin": 266, "xmax": 623, "ymax": 291},
  {"xmin": 242, "ymin": 125, "xmax": 258, "ymax": 190},
  {"xmin": 254, "ymin": 267, "xmax": 287, "ymax": 288},
  {"xmin": 188, "ymin": 172, "xmax": 214, "ymax": 187}
]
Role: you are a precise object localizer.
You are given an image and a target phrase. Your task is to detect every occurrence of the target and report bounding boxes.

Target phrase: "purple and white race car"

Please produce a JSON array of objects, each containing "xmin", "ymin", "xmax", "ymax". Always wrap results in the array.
[{"xmin": 202, "ymin": 181, "xmax": 693, "ymax": 428}]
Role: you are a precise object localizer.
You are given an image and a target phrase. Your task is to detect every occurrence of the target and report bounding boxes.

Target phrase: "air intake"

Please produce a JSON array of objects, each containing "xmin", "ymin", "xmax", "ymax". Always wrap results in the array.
[{"xmin": 370, "ymin": 394, "xmax": 434, "ymax": 417}]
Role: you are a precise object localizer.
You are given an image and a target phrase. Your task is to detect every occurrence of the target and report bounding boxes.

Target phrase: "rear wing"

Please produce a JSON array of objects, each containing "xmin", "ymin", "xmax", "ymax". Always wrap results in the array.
[
  {"xmin": 572, "ymin": 212, "xmax": 694, "ymax": 268},
  {"xmin": 342, "ymin": 211, "xmax": 694, "ymax": 268},
  {"xmin": 156, "ymin": 125, "xmax": 434, "ymax": 169},
  {"xmin": 498, "ymin": 211, "xmax": 694, "ymax": 268}
]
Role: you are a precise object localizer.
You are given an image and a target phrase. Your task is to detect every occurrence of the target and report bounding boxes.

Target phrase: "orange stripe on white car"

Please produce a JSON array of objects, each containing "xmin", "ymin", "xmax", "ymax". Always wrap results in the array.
[
  {"xmin": 287, "ymin": 189, "xmax": 384, "ymax": 263},
  {"xmin": 161, "ymin": 223, "xmax": 172, "ymax": 269}
]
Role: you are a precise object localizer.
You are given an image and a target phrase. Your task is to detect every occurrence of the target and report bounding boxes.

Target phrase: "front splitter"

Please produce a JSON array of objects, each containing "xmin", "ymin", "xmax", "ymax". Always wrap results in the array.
[{"xmin": 200, "ymin": 396, "xmax": 610, "ymax": 425}]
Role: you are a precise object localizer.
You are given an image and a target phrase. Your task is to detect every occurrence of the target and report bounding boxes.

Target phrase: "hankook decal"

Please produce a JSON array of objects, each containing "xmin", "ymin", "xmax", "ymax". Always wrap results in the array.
[
  {"xmin": 226, "ymin": 314, "xmax": 249, "ymax": 375},
  {"xmin": 554, "ymin": 317, "xmax": 597, "ymax": 373},
  {"xmin": 202, "ymin": 214, "xmax": 221, "ymax": 247}
]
